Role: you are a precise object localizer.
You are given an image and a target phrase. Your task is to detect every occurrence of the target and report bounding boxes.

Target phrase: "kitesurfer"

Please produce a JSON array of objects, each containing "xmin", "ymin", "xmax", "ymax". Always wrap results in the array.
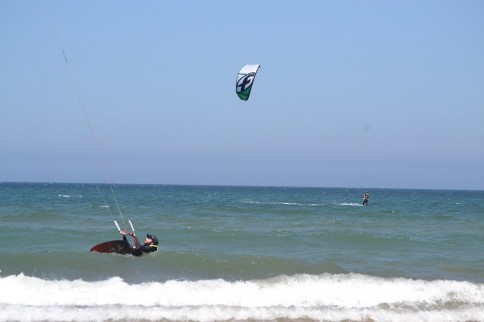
[
  {"xmin": 363, "ymin": 192, "xmax": 369, "ymax": 206},
  {"xmin": 121, "ymin": 231, "xmax": 158, "ymax": 256}
]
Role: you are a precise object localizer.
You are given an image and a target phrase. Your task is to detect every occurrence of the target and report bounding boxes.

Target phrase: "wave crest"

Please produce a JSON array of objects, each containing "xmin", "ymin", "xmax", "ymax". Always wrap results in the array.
[{"xmin": 1, "ymin": 273, "xmax": 483, "ymax": 321}]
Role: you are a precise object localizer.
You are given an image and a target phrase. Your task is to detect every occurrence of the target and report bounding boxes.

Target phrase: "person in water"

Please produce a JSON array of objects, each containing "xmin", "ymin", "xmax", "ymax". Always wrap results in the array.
[
  {"xmin": 363, "ymin": 192, "xmax": 370, "ymax": 206},
  {"xmin": 121, "ymin": 230, "xmax": 158, "ymax": 256}
]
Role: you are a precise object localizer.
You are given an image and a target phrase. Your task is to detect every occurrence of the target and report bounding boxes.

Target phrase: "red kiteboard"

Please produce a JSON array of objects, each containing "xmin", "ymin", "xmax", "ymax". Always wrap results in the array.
[
  {"xmin": 90, "ymin": 220, "xmax": 136, "ymax": 254},
  {"xmin": 90, "ymin": 240, "xmax": 131, "ymax": 254}
]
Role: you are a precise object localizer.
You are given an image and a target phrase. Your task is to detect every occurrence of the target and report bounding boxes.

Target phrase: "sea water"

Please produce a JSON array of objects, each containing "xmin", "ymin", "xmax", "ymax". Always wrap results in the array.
[{"xmin": 0, "ymin": 182, "xmax": 483, "ymax": 321}]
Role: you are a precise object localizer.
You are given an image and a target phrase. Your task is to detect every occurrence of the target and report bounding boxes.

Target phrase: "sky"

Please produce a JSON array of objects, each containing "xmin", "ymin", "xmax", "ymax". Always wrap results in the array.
[{"xmin": 1, "ymin": 1, "xmax": 483, "ymax": 190}]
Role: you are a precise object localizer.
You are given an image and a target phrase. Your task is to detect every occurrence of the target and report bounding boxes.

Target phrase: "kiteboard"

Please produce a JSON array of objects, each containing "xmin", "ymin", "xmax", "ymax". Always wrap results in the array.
[
  {"xmin": 90, "ymin": 220, "xmax": 135, "ymax": 254},
  {"xmin": 90, "ymin": 240, "xmax": 131, "ymax": 254}
]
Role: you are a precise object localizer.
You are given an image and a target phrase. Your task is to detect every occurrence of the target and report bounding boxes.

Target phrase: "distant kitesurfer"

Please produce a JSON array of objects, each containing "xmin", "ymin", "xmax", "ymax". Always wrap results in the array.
[
  {"xmin": 363, "ymin": 192, "xmax": 369, "ymax": 206},
  {"xmin": 121, "ymin": 231, "xmax": 158, "ymax": 256}
]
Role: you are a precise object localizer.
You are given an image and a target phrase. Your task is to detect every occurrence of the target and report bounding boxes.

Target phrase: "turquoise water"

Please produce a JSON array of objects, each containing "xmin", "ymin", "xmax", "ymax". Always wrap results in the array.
[{"xmin": 1, "ymin": 182, "xmax": 483, "ymax": 321}]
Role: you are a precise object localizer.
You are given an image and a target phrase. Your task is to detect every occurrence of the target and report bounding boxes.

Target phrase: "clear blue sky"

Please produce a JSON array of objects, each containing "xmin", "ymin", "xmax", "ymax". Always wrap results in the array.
[{"xmin": 1, "ymin": 1, "xmax": 483, "ymax": 189}]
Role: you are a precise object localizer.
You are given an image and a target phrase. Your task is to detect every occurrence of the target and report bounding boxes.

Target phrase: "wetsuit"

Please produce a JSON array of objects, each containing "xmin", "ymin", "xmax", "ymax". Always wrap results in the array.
[{"xmin": 122, "ymin": 235, "xmax": 158, "ymax": 257}]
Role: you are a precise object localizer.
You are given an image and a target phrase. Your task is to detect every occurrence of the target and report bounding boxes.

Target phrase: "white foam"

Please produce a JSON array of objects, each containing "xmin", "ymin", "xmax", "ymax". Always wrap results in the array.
[
  {"xmin": 244, "ymin": 200, "xmax": 325, "ymax": 207},
  {"xmin": 338, "ymin": 202, "xmax": 363, "ymax": 206},
  {"xmin": 0, "ymin": 273, "xmax": 482, "ymax": 322}
]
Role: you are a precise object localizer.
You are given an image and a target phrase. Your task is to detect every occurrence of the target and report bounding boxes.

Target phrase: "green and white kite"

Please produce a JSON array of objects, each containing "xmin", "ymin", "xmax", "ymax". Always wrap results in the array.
[{"xmin": 236, "ymin": 64, "xmax": 260, "ymax": 101}]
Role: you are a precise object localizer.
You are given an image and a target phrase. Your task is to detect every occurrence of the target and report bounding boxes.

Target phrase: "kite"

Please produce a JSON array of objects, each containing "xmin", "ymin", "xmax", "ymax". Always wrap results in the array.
[{"xmin": 236, "ymin": 64, "xmax": 260, "ymax": 101}]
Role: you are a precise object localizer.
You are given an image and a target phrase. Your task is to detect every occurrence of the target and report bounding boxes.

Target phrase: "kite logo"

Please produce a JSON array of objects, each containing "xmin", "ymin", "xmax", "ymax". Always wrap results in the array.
[{"xmin": 236, "ymin": 73, "xmax": 256, "ymax": 93}]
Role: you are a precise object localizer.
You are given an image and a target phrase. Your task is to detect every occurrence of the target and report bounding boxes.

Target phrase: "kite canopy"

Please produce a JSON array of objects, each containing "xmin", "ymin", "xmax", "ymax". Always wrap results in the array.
[{"xmin": 236, "ymin": 64, "xmax": 260, "ymax": 101}]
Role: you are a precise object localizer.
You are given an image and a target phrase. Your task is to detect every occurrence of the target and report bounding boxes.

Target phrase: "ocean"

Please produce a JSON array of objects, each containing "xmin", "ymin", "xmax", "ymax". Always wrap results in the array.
[{"xmin": 0, "ymin": 182, "xmax": 483, "ymax": 321}]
